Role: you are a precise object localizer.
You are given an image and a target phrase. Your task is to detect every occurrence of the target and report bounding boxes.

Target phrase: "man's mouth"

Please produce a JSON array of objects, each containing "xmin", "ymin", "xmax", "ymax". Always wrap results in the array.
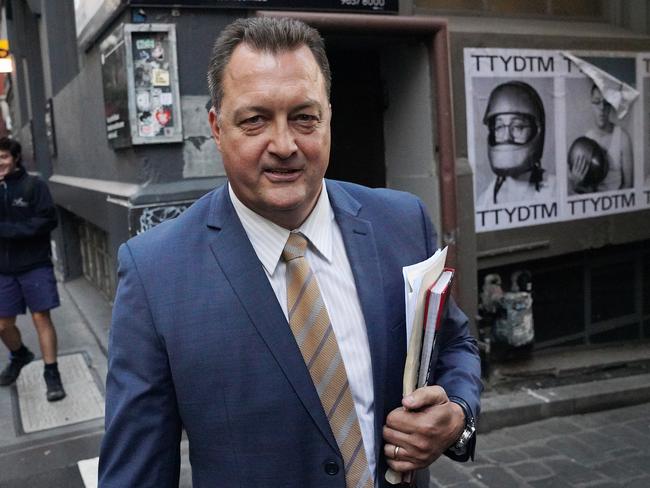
[
  {"xmin": 264, "ymin": 167, "xmax": 302, "ymax": 181},
  {"xmin": 265, "ymin": 168, "xmax": 300, "ymax": 174}
]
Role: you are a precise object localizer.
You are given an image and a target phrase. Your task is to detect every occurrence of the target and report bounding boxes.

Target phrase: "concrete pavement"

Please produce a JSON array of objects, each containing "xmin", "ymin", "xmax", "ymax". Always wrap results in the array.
[
  {"xmin": 0, "ymin": 276, "xmax": 192, "ymax": 487},
  {"xmin": 479, "ymin": 341, "xmax": 650, "ymax": 433},
  {"xmin": 1, "ymin": 275, "xmax": 649, "ymax": 486}
]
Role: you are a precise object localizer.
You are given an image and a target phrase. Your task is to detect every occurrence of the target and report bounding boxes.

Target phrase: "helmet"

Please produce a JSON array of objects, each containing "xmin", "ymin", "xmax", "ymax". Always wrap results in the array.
[
  {"xmin": 568, "ymin": 136, "xmax": 609, "ymax": 188},
  {"xmin": 483, "ymin": 81, "xmax": 545, "ymax": 178}
]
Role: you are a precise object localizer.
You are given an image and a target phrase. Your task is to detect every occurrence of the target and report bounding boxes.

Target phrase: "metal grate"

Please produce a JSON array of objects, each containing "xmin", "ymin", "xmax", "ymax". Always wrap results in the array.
[
  {"xmin": 478, "ymin": 239, "xmax": 650, "ymax": 350},
  {"xmin": 16, "ymin": 354, "xmax": 105, "ymax": 433},
  {"xmin": 78, "ymin": 220, "xmax": 115, "ymax": 300}
]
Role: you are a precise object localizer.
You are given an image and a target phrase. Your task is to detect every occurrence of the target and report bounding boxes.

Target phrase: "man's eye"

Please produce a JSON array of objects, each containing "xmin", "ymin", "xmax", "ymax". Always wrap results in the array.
[
  {"xmin": 241, "ymin": 115, "xmax": 264, "ymax": 126},
  {"xmin": 295, "ymin": 114, "xmax": 319, "ymax": 123},
  {"xmin": 293, "ymin": 114, "xmax": 320, "ymax": 130}
]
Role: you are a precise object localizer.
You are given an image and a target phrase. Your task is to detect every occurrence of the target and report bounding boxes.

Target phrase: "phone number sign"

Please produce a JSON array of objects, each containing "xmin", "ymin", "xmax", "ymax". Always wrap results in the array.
[{"xmin": 132, "ymin": 0, "xmax": 398, "ymax": 13}]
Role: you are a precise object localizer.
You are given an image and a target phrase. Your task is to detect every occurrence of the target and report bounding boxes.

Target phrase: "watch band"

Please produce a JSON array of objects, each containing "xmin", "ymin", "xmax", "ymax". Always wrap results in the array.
[{"xmin": 448, "ymin": 396, "xmax": 476, "ymax": 457}]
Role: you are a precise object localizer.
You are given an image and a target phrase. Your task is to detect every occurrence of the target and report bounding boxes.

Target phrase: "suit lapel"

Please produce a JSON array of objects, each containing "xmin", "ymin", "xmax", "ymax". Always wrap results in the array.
[
  {"xmin": 327, "ymin": 181, "xmax": 388, "ymax": 460},
  {"xmin": 206, "ymin": 186, "xmax": 339, "ymax": 453}
]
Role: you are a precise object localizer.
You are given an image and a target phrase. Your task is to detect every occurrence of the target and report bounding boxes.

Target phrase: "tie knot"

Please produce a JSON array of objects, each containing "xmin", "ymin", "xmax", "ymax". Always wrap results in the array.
[{"xmin": 282, "ymin": 232, "xmax": 308, "ymax": 261}]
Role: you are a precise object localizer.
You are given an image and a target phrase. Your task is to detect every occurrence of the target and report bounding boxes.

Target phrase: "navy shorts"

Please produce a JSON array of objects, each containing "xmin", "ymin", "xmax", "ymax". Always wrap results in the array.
[{"xmin": 0, "ymin": 266, "xmax": 60, "ymax": 317}]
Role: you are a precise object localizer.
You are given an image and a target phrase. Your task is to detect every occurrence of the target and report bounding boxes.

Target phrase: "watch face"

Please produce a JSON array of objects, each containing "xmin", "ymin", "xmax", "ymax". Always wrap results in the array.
[{"xmin": 453, "ymin": 423, "xmax": 476, "ymax": 453}]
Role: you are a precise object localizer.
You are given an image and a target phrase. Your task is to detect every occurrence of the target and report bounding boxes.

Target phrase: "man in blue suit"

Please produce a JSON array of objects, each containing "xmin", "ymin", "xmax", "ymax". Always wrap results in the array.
[{"xmin": 99, "ymin": 17, "xmax": 481, "ymax": 487}]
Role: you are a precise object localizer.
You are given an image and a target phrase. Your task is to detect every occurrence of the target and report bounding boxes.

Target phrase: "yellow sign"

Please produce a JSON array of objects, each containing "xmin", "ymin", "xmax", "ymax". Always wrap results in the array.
[{"xmin": 0, "ymin": 39, "xmax": 9, "ymax": 58}]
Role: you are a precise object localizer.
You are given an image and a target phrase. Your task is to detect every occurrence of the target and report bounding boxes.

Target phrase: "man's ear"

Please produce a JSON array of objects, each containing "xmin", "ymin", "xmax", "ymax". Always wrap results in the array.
[{"xmin": 208, "ymin": 107, "xmax": 222, "ymax": 151}]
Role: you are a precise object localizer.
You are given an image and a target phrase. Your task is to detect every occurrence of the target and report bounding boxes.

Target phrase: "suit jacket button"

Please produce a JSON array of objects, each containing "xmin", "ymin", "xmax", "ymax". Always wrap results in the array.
[{"xmin": 324, "ymin": 460, "xmax": 339, "ymax": 476}]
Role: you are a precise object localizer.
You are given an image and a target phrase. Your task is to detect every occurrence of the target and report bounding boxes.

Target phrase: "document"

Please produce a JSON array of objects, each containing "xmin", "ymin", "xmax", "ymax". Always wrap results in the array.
[
  {"xmin": 401, "ymin": 247, "xmax": 447, "ymax": 396},
  {"xmin": 417, "ymin": 269, "xmax": 454, "ymax": 388},
  {"xmin": 386, "ymin": 247, "xmax": 449, "ymax": 485}
]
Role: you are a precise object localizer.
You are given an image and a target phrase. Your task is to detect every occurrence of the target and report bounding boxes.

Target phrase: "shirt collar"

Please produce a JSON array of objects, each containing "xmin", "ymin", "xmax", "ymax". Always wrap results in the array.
[
  {"xmin": 3, "ymin": 166, "xmax": 26, "ymax": 182},
  {"xmin": 229, "ymin": 182, "xmax": 334, "ymax": 276}
]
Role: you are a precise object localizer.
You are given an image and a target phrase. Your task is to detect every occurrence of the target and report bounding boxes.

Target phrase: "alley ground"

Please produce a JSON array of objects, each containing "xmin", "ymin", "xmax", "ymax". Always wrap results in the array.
[{"xmin": 431, "ymin": 402, "xmax": 650, "ymax": 487}]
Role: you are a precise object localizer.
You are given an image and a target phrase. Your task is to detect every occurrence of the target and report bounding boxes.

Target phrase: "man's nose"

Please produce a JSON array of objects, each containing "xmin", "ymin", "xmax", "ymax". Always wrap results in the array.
[{"xmin": 268, "ymin": 121, "xmax": 298, "ymax": 159}]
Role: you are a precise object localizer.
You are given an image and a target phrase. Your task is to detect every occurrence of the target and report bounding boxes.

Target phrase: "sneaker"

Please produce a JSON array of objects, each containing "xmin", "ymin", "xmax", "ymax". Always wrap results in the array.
[
  {"xmin": 0, "ymin": 350, "xmax": 35, "ymax": 386},
  {"xmin": 44, "ymin": 368, "xmax": 66, "ymax": 402}
]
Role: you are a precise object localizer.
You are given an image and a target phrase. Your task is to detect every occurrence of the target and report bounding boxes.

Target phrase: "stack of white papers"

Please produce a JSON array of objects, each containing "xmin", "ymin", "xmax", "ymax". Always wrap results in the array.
[{"xmin": 401, "ymin": 247, "xmax": 448, "ymax": 395}]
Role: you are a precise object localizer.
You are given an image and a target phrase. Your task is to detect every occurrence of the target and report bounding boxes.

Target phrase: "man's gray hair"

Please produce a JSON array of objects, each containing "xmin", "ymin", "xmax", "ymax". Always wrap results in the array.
[{"xmin": 207, "ymin": 17, "xmax": 331, "ymax": 113}]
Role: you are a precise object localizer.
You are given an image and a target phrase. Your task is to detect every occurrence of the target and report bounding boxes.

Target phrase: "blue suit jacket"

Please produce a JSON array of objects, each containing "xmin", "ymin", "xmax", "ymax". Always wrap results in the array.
[{"xmin": 99, "ymin": 180, "xmax": 481, "ymax": 487}]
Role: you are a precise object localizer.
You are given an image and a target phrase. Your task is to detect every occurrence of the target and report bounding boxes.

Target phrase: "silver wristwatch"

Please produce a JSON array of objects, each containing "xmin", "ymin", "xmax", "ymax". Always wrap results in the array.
[
  {"xmin": 449, "ymin": 398, "xmax": 476, "ymax": 456},
  {"xmin": 450, "ymin": 417, "xmax": 476, "ymax": 455}
]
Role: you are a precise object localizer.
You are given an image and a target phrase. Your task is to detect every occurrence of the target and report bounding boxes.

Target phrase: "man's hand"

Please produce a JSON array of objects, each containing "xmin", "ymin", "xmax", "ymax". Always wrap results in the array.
[{"xmin": 382, "ymin": 386, "xmax": 465, "ymax": 472}]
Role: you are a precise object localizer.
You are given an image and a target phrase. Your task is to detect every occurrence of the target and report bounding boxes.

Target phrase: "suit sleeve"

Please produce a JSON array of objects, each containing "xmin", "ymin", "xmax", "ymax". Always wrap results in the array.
[
  {"xmin": 99, "ymin": 243, "xmax": 182, "ymax": 488},
  {"xmin": 417, "ymin": 198, "xmax": 483, "ymax": 460},
  {"xmin": 435, "ymin": 297, "xmax": 482, "ymax": 462}
]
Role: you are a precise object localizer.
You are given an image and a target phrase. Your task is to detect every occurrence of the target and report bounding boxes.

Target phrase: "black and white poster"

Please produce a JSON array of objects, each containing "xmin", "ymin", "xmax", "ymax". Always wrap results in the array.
[
  {"xmin": 643, "ymin": 58, "xmax": 650, "ymax": 201},
  {"xmin": 465, "ymin": 48, "xmax": 648, "ymax": 232}
]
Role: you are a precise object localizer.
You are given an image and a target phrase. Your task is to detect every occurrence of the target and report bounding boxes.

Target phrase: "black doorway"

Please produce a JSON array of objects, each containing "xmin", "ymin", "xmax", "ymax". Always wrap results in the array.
[{"xmin": 325, "ymin": 44, "xmax": 386, "ymax": 188}]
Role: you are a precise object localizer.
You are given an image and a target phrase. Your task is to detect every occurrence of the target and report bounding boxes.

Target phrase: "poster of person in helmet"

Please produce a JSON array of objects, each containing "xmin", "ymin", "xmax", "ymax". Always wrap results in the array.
[
  {"xmin": 465, "ymin": 48, "xmax": 646, "ymax": 232},
  {"xmin": 644, "ymin": 74, "xmax": 650, "ymax": 189},
  {"xmin": 565, "ymin": 56, "xmax": 635, "ymax": 196},
  {"xmin": 473, "ymin": 78, "xmax": 556, "ymax": 208},
  {"xmin": 562, "ymin": 53, "xmax": 641, "ymax": 221}
]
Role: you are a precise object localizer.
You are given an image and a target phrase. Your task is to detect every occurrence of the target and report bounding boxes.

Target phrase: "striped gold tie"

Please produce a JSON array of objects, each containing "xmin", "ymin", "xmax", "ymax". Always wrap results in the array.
[{"xmin": 282, "ymin": 232, "xmax": 373, "ymax": 488}]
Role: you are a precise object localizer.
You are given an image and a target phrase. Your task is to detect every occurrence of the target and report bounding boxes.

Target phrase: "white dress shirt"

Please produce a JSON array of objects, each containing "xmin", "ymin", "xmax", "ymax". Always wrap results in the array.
[{"xmin": 229, "ymin": 183, "xmax": 377, "ymax": 478}]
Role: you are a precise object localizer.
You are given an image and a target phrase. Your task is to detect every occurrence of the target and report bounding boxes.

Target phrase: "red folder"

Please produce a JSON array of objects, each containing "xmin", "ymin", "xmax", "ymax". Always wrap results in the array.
[{"xmin": 417, "ymin": 268, "xmax": 454, "ymax": 388}]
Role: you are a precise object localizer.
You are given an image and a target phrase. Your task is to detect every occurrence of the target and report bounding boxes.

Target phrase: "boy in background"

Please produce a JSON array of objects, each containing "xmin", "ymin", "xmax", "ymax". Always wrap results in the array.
[{"xmin": 0, "ymin": 137, "xmax": 65, "ymax": 401}]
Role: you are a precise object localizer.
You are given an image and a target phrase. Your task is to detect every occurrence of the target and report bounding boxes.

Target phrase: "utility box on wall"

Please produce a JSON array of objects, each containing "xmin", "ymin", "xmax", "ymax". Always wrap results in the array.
[{"xmin": 100, "ymin": 23, "xmax": 183, "ymax": 148}]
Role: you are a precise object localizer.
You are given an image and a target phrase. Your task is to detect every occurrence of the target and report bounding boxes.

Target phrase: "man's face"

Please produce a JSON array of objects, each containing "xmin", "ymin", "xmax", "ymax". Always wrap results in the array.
[
  {"xmin": 492, "ymin": 114, "xmax": 534, "ymax": 145},
  {"xmin": 209, "ymin": 44, "xmax": 331, "ymax": 229},
  {"xmin": 591, "ymin": 88, "xmax": 612, "ymax": 129},
  {"xmin": 0, "ymin": 150, "xmax": 17, "ymax": 180}
]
